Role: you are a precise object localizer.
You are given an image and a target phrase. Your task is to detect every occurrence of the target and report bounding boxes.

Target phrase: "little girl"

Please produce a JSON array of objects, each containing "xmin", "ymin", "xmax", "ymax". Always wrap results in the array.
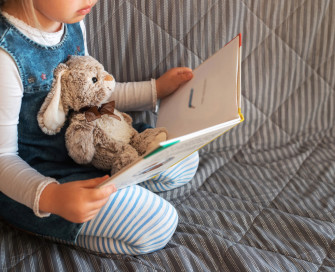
[{"xmin": 0, "ymin": 0, "xmax": 199, "ymax": 255}]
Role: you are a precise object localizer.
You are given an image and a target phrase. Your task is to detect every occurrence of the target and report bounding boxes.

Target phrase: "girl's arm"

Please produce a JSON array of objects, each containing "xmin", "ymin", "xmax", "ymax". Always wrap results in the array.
[
  {"xmin": 0, "ymin": 155, "xmax": 58, "ymax": 217},
  {"xmin": 80, "ymin": 21, "xmax": 158, "ymax": 112},
  {"xmin": 109, "ymin": 69, "xmax": 193, "ymax": 112},
  {"xmin": 110, "ymin": 80, "xmax": 157, "ymax": 112},
  {"xmin": 0, "ymin": 49, "xmax": 57, "ymax": 217},
  {"xmin": 39, "ymin": 175, "xmax": 116, "ymax": 223}
]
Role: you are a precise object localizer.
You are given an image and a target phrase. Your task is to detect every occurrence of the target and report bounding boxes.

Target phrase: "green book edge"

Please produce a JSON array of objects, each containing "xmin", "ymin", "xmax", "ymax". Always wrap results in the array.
[{"xmin": 144, "ymin": 140, "xmax": 180, "ymax": 159}]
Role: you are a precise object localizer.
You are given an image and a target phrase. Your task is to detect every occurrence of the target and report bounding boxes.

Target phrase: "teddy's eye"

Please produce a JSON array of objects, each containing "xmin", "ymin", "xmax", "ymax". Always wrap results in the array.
[{"xmin": 92, "ymin": 77, "xmax": 98, "ymax": 83}]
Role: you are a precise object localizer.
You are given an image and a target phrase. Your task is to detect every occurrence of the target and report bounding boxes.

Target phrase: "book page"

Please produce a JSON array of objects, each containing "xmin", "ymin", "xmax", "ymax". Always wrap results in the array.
[{"xmin": 157, "ymin": 36, "xmax": 240, "ymax": 139}]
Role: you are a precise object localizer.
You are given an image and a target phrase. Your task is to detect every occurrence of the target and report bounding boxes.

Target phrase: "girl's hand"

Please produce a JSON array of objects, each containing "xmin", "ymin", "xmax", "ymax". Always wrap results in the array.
[
  {"xmin": 39, "ymin": 175, "xmax": 117, "ymax": 223},
  {"xmin": 156, "ymin": 67, "xmax": 193, "ymax": 99}
]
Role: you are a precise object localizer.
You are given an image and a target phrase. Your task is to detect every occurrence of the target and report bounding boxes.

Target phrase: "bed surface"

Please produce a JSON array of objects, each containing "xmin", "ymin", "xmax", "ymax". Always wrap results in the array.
[{"xmin": 1, "ymin": 0, "xmax": 335, "ymax": 271}]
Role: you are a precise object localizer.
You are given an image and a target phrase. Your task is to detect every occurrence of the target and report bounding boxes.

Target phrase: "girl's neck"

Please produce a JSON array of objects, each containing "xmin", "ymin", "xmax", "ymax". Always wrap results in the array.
[
  {"xmin": 1, "ymin": 2, "xmax": 62, "ymax": 33},
  {"xmin": 33, "ymin": 7, "xmax": 62, "ymax": 33}
]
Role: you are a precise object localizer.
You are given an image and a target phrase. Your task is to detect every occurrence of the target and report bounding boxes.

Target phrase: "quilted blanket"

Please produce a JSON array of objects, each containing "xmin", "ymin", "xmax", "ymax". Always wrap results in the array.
[{"xmin": 1, "ymin": 0, "xmax": 335, "ymax": 271}]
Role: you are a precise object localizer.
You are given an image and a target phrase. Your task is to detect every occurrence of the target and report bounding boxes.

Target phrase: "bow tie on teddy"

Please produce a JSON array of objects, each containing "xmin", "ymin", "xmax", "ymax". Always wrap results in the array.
[{"xmin": 80, "ymin": 101, "xmax": 121, "ymax": 122}]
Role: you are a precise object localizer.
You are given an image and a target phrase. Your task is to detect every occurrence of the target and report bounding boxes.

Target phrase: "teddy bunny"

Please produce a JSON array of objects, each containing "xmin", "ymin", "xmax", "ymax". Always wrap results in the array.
[{"xmin": 37, "ymin": 55, "xmax": 167, "ymax": 174}]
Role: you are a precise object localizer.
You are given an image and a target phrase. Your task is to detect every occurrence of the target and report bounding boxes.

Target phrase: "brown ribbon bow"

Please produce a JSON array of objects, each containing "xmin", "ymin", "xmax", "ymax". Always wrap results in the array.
[{"xmin": 80, "ymin": 101, "xmax": 121, "ymax": 122}]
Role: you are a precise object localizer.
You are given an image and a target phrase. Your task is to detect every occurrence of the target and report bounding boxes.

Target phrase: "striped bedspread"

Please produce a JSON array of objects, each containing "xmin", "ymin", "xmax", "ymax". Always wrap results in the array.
[{"xmin": 1, "ymin": 1, "xmax": 335, "ymax": 271}]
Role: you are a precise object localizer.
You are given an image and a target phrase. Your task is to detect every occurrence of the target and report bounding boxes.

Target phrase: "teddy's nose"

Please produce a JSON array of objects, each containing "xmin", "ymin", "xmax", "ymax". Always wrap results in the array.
[{"xmin": 104, "ymin": 75, "xmax": 114, "ymax": 81}]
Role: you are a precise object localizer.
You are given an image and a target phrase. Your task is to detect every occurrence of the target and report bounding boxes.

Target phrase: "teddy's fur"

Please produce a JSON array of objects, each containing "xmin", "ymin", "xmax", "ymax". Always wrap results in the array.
[{"xmin": 38, "ymin": 56, "xmax": 167, "ymax": 174}]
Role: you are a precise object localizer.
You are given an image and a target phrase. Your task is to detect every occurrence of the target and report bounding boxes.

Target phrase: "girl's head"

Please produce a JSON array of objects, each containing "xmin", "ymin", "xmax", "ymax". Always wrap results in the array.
[{"xmin": 1, "ymin": 0, "xmax": 98, "ymax": 32}]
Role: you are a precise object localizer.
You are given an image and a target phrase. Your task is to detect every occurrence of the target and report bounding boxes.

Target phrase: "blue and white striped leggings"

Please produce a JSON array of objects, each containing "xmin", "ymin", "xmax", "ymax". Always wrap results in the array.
[{"xmin": 74, "ymin": 152, "xmax": 199, "ymax": 255}]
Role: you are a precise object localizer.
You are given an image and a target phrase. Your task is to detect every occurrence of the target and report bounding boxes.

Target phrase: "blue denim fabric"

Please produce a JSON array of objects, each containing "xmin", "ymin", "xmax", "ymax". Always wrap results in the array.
[
  {"xmin": 0, "ymin": 14, "xmax": 108, "ymax": 242},
  {"xmin": 132, "ymin": 122, "xmax": 152, "ymax": 133}
]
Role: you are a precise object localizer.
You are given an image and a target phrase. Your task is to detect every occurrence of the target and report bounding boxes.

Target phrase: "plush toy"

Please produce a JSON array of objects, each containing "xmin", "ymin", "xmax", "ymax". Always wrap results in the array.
[{"xmin": 38, "ymin": 56, "xmax": 167, "ymax": 174}]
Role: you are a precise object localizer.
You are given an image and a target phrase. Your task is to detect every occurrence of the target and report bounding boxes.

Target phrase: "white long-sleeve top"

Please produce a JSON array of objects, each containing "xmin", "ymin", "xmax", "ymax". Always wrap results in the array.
[{"xmin": 0, "ymin": 12, "xmax": 157, "ymax": 217}]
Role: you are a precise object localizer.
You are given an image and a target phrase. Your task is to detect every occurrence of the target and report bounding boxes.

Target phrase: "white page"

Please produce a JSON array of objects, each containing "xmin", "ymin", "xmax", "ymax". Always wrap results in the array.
[{"xmin": 157, "ymin": 36, "xmax": 240, "ymax": 139}]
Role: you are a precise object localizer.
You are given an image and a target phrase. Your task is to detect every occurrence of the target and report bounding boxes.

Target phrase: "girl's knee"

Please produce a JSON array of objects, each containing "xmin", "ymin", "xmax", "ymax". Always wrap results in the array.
[
  {"xmin": 77, "ymin": 186, "xmax": 179, "ymax": 255},
  {"xmin": 141, "ymin": 151, "xmax": 200, "ymax": 192},
  {"xmin": 131, "ymin": 203, "xmax": 178, "ymax": 255}
]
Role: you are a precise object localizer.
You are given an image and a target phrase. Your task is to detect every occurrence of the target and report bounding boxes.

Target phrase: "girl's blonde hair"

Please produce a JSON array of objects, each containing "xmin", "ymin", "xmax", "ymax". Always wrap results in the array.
[{"xmin": 1, "ymin": 0, "xmax": 39, "ymax": 28}]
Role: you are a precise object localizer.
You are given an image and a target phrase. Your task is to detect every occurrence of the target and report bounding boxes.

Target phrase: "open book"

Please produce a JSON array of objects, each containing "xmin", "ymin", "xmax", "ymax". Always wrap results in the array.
[{"xmin": 99, "ymin": 34, "xmax": 244, "ymax": 189}]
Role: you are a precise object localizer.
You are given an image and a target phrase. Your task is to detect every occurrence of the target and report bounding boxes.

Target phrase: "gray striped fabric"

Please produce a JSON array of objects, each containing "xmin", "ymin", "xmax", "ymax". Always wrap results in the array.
[{"xmin": 1, "ymin": 0, "xmax": 335, "ymax": 271}]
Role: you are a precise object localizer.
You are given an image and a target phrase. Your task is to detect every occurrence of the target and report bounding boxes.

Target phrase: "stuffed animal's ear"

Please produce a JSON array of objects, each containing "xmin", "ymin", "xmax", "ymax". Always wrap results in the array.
[{"xmin": 37, "ymin": 64, "xmax": 68, "ymax": 135}]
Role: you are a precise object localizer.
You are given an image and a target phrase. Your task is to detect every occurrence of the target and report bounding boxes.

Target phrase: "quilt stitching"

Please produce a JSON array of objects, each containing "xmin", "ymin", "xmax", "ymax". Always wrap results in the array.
[
  {"xmin": 130, "ymin": 0, "xmax": 220, "ymax": 44},
  {"xmin": 123, "ymin": 1, "xmax": 200, "ymax": 75},
  {"xmin": 241, "ymin": 1, "xmax": 335, "ymax": 131},
  {"xmin": 147, "ymin": 8, "xmax": 222, "ymax": 73},
  {"xmin": 226, "ymin": 145, "xmax": 334, "ymax": 264},
  {"xmin": 176, "ymin": 223, "xmax": 234, "ymax": 271},
  {"xmin": 315, "ymin": 53, "xmax": 335, "ymax": 90},
  {"xmin": 317, "ymin": 237, "xmax": 335, "ymax": 271},
  {"xmin": 177, "ymin": 221, "xmax": 328, "ymax": 268},
  {"xmin": 241, "ymin": 32, "xmax": 313, "ymax": 114},
  {"xmin": 124, "ymin": 0, "xmax": 274, "ymax": 79},
  {"xmin": 241, "ymin": 32, "xmax": 332, "ymax": 130},
  {"xmin": 175, "ymin": 136, "xmax": 335, "ymax": 263},
  {"xmin": 230, "ymin": 131, "xmax": 333, "ymax": 219},
  {"xmin": 125, "ymin": 0, "xmax": 219, "ymax": 46},
  {"xmin": 268, "ymin": 80, "xmax": 334, "ymax": 139},
  {"xmin": 241, "ymin": 0, "xmax": 308, "ymax": 31},
  {"xmin": 179, "ymin": 136, "xmax": 335, "ymax": 235},
  {"xmin": 140, "ymin": 250, "xmax": 179, "ymax": 272},
  {"xmin": 85, "ymin": 0, "xmax": 125, "ymax": 45},
  {"xmin": 270, "ymin": 2, "xmax": 335, "ymax": 84},
  {"xmin": 2, "ymin": 244, "xmax": 45, "ymax": 271}
]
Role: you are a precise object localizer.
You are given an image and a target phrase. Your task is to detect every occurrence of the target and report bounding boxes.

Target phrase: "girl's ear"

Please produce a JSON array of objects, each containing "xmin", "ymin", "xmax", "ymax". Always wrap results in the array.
[{"xmin": 37, "ymin": 64, "xmax": 68, "ymax": 135}]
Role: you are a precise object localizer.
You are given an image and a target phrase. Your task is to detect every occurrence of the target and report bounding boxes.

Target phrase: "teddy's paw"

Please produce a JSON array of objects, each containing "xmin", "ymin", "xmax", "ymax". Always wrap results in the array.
[
  {"xmin": 147, "ymin": 132, "xmax": 167, "ymax": 151},
  {"xmin": 155, "ymin": 131, "xmax": 167, "ymax": 142}
]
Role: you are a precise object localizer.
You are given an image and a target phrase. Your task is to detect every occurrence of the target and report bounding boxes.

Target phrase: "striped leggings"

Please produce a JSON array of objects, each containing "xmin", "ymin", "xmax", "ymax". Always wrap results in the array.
[{"xmin": 74, "ymin": 152, "xmax": 199, "ymax": 255}]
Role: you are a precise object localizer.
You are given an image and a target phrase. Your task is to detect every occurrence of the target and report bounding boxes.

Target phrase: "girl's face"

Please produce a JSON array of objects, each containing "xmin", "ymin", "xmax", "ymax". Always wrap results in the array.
[{"xmin": 33, "ymin": 0, "xmax": 98, "ymax": 31}]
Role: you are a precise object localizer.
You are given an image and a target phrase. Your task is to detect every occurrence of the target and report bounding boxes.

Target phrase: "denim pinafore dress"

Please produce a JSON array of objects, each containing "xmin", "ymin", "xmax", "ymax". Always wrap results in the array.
[{"xmin": 0, "ymin": 14, "xmax": 108, "ymax": 242}]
